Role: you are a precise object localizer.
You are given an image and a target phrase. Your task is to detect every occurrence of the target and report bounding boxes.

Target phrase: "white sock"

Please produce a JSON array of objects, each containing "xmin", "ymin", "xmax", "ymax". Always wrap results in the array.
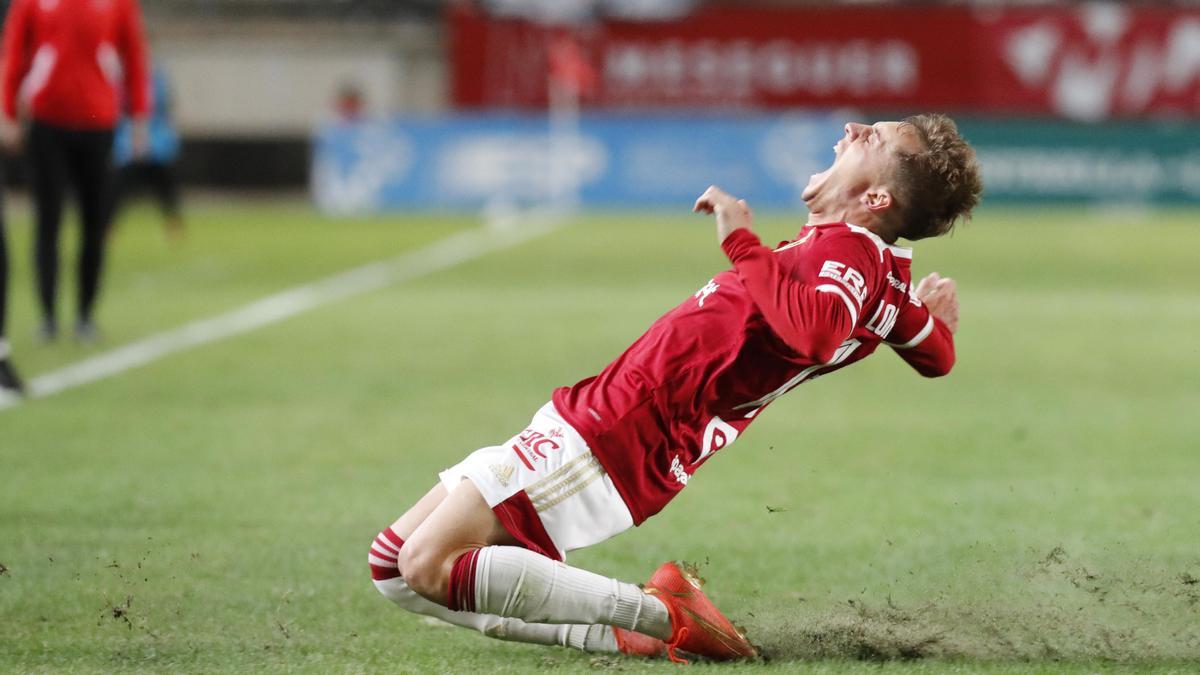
[
  {"xmin": 563, "ymin": 624, "xmax": 618, "ymax": 652},
  {"xmin": 0, "ymin": 339, "xmax": 10, "ymax": 360},
  {"xmin": 471, "ymin": 546, "xmax": 672, "ymax": 640},
  {"xmin": 373, "ymin": 576, "xmax": 617, "ymax": 652}
]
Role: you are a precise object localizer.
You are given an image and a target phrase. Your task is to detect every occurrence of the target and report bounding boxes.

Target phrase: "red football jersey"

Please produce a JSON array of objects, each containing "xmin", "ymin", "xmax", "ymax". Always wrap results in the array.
[
  {"xmin": 552, "ymin": 222, "xmax": 954, "ymax": 524},
  {"xmin": 1, "ymin": 0, "xmax": 149, "ymax": 128}
]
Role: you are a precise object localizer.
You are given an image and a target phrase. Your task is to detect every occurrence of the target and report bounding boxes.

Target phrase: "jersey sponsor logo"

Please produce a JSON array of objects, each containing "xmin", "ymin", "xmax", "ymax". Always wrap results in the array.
[
  {"xmin": 694, "ymin": 279, "xmax": 720, "ymax": 307},
  {"xmin": 692, "ymin": 416, "xmax": 739, "ymax": 467},
  {"xmin": 886, "ymin": 272, "xmax": 907, "ymax": 293},
  {"xmin": 865, "ymin": 302, "xmax": 899, "ymax": 338},
  {"xmin": 818, "ymin": 260, "xmax": 867, "ymax": 303},
  {"xmin": 670, "ymin": 455, "xmax": 690, "ymax": 486}
]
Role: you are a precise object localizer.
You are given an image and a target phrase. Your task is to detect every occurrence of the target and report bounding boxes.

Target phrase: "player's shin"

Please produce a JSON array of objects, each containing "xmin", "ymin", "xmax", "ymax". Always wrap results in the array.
[
  {"xmin": 449, "ymin": 545, "xmax": 673, "ymax": 641},
  {"xmin": 370, "ymin": 528, "xmax": 618, "ymax": 652}
]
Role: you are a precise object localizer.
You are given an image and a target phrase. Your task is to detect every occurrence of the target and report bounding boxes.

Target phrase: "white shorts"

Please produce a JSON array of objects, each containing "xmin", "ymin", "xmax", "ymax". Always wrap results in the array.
[{"xmin": 439, "ymin": 402, "xmax": 633, "ymax": 561}]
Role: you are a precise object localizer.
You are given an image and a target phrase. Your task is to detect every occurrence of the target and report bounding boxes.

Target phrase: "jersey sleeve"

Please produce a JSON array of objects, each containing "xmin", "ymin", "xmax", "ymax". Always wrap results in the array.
[
  {"xmin": 885, "ymin": 289, "xmax": 955, "ymax": 377},
  {"xmin": 721, "ymin": 228, "xmax": 857, "ymax": 363},
  {"xmin": 117, "ymin": 0, "xmax": 150, "ymax": 118},
  {"xmin": 1, "ymin": 0, "xmax": 32, "ymax": 120}
]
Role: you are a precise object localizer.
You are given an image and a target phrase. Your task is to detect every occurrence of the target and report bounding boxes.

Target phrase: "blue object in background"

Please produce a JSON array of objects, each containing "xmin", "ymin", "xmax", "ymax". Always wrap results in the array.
[
  {"xmin": 114, "ymin": 67, "xmax": 181, "ymax": 166},
  {"xmin": 310, "ymin": 113, "xmax": 843, "ymax": 213},
  {"xmin": 313, "ymin": 114, "xmax": 1200, "ymax": 212}
]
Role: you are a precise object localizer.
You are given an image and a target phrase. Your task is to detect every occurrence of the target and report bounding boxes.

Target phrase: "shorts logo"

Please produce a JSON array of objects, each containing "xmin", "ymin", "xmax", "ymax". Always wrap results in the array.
[
  {"xmin": 519, "ymin": 428, "xmax": 561, "ymax": 458},
  {"xmin": 490, "ymin": 463, "xmax": 515, "ymax": 487},
  {"xmin": 510, "ymin": 427, "xmax": 563, "ymax": 471}
]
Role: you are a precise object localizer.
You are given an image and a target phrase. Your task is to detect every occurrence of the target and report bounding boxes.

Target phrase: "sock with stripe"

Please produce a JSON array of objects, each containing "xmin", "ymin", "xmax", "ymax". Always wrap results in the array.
[
  {"xmin": 448, "ymin": 545, "xmax": 672, "ymax": 640},
  {"xmin": 369, "ymin": 527, "xmax": 617, "ymax": 652}
]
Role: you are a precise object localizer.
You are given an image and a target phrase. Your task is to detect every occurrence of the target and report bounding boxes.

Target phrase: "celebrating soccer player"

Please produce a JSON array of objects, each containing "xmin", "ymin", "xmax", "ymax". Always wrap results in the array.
[{"xmin": 369, "ymin": 115, "xmax": 983, "ymax": 662}]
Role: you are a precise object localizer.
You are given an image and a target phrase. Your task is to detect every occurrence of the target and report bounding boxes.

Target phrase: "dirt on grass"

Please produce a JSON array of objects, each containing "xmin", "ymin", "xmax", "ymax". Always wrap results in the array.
[{"xmin": 747, "ymin": 546, "xmax": 1200, "ymax": 664}]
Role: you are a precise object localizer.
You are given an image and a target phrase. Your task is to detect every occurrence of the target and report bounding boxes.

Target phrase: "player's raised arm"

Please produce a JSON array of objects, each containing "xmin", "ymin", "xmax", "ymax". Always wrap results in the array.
[
  {"xmin": 885, "ymin": 272, "xmax": 957, "ymax": 377},
  {"xmin": 693, "ymin": 185, "xmax": 753, "ymax": 244},
  {"xmin": 694, "ymin": 185, "xmax": 858, "ymax": 364}
]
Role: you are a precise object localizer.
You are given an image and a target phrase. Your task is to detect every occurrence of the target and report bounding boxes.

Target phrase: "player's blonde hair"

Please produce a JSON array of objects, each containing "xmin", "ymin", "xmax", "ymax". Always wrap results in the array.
[{"xmin": 892, "ymin": 114, "xmax": 983, "ymax": 241}]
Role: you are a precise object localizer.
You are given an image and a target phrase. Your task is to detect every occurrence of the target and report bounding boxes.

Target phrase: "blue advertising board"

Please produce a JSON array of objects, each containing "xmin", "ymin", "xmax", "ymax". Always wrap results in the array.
[
  {"xmin": 956, "ymin": 119, "xmax": 1200, "ymax": 205},
  {"xmin": 311, "ymin": 113, "xmax": 844, "ymax": 213},
  {"xmin": 312, "ymin": 114, "xmax": 1200, "ymax": 212}
]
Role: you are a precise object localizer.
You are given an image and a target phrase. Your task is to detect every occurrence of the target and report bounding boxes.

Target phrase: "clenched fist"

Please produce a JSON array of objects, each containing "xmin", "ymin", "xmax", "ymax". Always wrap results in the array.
[
  {"xmin": 914, "ymin": 272, "xmax": 958, "ymax": 334},
  {"xmin": 693, "ymin": 185, "xmax": 753, "ymax": 245}
]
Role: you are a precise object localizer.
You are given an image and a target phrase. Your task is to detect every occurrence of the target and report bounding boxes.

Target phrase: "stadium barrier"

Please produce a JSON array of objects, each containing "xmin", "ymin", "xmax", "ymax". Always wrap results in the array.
[
  {"xmin": 311, "ymin": 114, "xmax": 1200, "ymax": 213},
  {"xmin": 450, "ymin": 3, "xmax": 1200, "ymax": 122},
  {"xmin": 959, "ymin": 119, "xmax": 1200, "ymax": 205},
  {"xmin": 311, "ymin": 113, "xmax": 843, "ymax": 213}
]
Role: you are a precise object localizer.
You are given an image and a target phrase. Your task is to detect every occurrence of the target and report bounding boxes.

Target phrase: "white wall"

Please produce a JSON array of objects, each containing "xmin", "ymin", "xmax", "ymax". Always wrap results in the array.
[{"xmin": 148, "ymin": 19, "xmax": 446, "ymax": 137}]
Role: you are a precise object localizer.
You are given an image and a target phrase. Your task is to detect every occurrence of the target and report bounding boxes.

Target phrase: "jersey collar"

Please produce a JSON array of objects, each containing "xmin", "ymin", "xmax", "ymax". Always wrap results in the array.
[{"xmin": 839, "ymin": 222, "xmax": 913, "ymax": 260}]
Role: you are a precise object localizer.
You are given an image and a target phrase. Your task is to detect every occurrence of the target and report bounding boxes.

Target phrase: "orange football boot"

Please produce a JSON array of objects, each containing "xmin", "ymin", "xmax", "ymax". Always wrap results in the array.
[
  {"xmin": 612, "ymin": 627, "xmax": 668, "ymax": 658},
  {"xmin": 643, "ymin": 561, "xmax": 758, "ymax": 664}
]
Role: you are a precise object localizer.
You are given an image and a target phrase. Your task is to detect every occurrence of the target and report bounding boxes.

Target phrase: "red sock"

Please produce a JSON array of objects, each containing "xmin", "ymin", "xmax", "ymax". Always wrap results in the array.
[
  {"xmin": 369, "ymin": 528, "xmax": 405, "ymax": 581},
  {"xmin": 446, "ymin": 548, "xmax": 481, "ymax": 612}
]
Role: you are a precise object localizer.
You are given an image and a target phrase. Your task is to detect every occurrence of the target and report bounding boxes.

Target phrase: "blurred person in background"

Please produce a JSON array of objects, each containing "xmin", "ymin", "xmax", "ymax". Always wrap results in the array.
[
  {"xmin": 0, "ymin": 0, "xmax": 150, "ymax": 343},
  {"xmin": 333, "ymin": 80, "xmax": 366, "ymax": 124},
  {"xmin": 107, "ymin": 64, "xmax": 183, "ymax": 241}
]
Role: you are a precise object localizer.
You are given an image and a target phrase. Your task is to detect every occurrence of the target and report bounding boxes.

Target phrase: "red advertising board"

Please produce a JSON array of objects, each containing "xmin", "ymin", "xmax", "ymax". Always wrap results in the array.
[
  {"xmin": 448, "ymin": 4, "xmax": 1200, "ymax": 120},
  {"xmin": 975, "ymin": 6, "xmax": 1200, "ymax": 119}
]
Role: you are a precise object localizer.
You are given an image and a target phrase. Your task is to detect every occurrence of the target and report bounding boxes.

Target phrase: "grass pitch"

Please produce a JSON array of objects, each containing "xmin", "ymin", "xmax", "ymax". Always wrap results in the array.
[{"xmin": 1, "ymin": 200, "xmax": 1198, "ymax": 673}]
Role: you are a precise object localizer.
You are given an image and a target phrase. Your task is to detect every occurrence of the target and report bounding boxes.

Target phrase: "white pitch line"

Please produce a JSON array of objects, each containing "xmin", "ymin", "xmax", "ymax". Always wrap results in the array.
[{"xmin": 0, "ymin": 209, "xmax": 565, "ymax": 412}]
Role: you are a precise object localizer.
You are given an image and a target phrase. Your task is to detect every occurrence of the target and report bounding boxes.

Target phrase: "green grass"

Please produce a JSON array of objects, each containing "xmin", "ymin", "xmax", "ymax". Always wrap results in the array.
[{"xmin": 1, "ymin": 201, "xmax": 1198, "ymax": 673}]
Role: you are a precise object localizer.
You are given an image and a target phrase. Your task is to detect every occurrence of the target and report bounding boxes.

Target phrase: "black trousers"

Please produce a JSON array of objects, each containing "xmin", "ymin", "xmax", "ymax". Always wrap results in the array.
[
  {"xmin": 28, "ymin": 120, "xmax": 115, "ymax": 326},
  {"xmin": 107, "ymin": 159, "xmax": 182, "ymax": 230}
]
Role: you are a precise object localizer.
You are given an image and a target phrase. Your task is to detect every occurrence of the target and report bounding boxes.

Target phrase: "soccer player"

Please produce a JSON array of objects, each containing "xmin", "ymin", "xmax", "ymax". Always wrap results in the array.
[
  {"xmin": 369, "ymin": 114, "xmax": 983, "ymax": 662},
  {"xmin": 107, "ymin": 65, "xmax": 184, "ymax": 241}
]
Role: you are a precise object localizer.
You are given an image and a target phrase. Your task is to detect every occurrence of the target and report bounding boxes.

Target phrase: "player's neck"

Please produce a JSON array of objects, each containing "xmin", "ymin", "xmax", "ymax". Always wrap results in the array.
[{"xmin": 804, "ymin": 204, "xmax": 899, "ymax": 244}]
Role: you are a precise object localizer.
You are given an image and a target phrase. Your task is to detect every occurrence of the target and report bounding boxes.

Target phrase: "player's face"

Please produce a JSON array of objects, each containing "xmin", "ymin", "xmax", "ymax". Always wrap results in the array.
[{"xmin": 802, "ymin": 121, "xmax": 922, "ymax": 204}]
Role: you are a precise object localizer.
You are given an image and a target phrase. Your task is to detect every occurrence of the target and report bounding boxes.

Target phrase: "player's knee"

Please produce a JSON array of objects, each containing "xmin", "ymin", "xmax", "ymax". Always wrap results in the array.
[
  {"xmin": 391, "ymin": 535, "xmax": 434, "ymax": 588},
  {"xmin": 394, "ymin": 542, "xmax": 450, "ymax": 601}
]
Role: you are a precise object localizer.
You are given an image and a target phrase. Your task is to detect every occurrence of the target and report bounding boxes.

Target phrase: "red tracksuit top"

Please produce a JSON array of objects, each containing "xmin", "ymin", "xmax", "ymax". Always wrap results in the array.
[
  {"xmin": 552, "ymin": 223, "xmax": 955, "ymax": 524},
  {"xmin": 1, "ymin": 0, "xmax": 149, "ymax": 128}
]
